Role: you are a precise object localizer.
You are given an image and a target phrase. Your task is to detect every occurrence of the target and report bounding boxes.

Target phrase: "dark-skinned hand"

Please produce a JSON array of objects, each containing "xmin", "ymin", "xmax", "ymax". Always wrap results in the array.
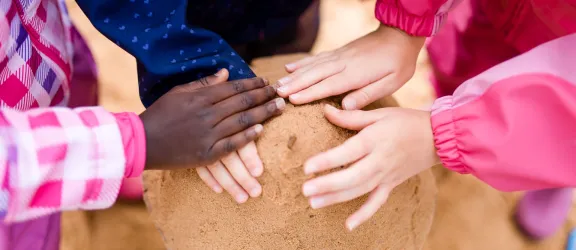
[{"xmin": 140, "ymin": 69, "xmax": 285, "ymax": 170}]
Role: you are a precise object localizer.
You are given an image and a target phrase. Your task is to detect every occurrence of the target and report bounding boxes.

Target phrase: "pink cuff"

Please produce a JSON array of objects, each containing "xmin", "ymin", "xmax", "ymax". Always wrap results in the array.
[
  {"xmin": 430, "ymin": 96, "xmax": 469, "ymax": 174},
  {"xmin": 114, "ymin": 112, "xmax": 146, "ymax": 178},
  {"xmin": 374, "ymin": 2, "xmax": 444, "ymax": 37}
]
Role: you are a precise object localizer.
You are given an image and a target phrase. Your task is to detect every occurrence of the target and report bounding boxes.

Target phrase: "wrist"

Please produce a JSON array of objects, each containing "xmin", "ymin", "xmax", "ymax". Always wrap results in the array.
[
  {"xmin": 417, "ymin": 110, "xmax": 441, "ymax": 167},
  {"xmin": 374, "ymin": 24, "xmax": 426, "ymax": 49}
]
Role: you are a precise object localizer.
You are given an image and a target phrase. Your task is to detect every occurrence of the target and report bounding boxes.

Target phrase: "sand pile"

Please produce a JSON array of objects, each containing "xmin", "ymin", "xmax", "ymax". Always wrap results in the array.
[
  {"xmin": 59, "ymin": 52, "xmax": 576, "ymax": 250},
  {"xmin": 142, "ymin": 54, "xmax": 437, "ymax": 250}
]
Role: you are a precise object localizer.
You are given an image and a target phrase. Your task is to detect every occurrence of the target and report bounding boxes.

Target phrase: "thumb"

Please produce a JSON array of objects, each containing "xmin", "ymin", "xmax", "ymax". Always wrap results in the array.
[
  {"xmin": 170, "ymin": 69, "xmax": 230, "ymax": 94},
  {"xmin": 323, "ymin": 104, "xmax": 388, "ymax": 130},
  {"xmin": 193, "ymin": 68, "xmax": 229, "ymax": 89}
]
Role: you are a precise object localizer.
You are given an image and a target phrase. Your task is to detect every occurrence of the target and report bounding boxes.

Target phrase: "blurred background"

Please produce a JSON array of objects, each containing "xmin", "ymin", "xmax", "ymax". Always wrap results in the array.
[{"xmin": 61, "ymin": 0, "xmax": 576, "ymax": 249}]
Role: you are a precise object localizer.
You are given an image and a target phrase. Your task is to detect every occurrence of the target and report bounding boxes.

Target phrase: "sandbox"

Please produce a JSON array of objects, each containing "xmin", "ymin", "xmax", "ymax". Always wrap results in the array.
[{"xmin": 143, "ymin": 54, "xmax": 437, "ymax": 250}]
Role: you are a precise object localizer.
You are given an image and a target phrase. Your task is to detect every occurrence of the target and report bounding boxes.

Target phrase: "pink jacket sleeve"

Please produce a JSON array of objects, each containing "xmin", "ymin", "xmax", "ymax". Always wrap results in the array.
[
  {"xmin": 430, "ymin": 34, "xmax": 576, "ymax": 192},
  {"xmin": 374, "ymin": 0, "xmax": 461, "ymax": 36},
  {"xmin": 0, "ymin": 107, "xmax": 146, "ymax": 222}
]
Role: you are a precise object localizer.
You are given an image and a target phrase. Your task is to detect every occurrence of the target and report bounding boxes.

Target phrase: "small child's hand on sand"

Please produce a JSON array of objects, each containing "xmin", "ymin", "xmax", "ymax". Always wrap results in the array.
[
  {"xmin": 181, "ymin": 71, "xmax": 266, "ymax": 204},
  {"xmin": 141, "ymin": 69, "xmax": 285, "ymax": 171},
  {"xmin": 275, "ymin": 24, "xmax": 424, "ymax": 110},
  {"xmin": 196, "ymin": 141, "xmax": 265, "ymax": 203},
  {"xmin": 301, "ymin": 105, "xmax": 439, "ymax": 231}
]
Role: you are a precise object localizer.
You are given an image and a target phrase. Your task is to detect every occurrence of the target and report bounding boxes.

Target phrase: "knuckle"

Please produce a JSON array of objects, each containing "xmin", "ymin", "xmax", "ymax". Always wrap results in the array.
[
  {"xmin": 223, "ymin": 139, "xmax": 236, "ymax": 153},
  {"xmin": 199, "ymin": 77, "xmax": 210, "ymax": 86},
  {"xmin": 358, "ymin": 89, "xmax": 371, "ymax": 102},
  {"xmin": 253, "ymin": 78, "xmax": 266, "ymax": 87},
  {"xmin": 191, "ymin": 94, "xmax": 209, "ymax": 105},
  {"xmin": 236, "ymin": 176, "xmax": 251, "ymax": 185},
  {"xmin": 231, "ymin": 80, "xmax": 245, "ymax": 93},
  {"xmin": 196, "ymin": 148, "xmax": 212, "ymax": 162},
  {"xmin": 238, "ymin": 112, "xmax": 252, "ymax": 126},
  {"xmin": 326, "ymin": 60, "xmax": 341, "ymax": 70},
  {"xmin": 196, "ymin": 109, "xmax": 213, "ymax": 122},
  {"xmin": 222, "ymin": 182, "xmax": 237, "ymax": 191},
  {"xmin": 240, "ymin": 93, "xmax": 255, "ymax": 107}
]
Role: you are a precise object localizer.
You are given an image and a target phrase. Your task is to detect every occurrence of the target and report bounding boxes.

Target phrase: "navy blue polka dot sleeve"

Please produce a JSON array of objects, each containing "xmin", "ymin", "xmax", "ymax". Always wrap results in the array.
[{"xmin": 76, "ymin": 0, "xmax": 256, "ymax": 107}]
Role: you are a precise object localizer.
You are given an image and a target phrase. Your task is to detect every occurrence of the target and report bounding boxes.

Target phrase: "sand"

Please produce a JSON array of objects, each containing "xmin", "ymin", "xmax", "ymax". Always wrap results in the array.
[
  {"xmin": 60, "ymin": 0, "xmax": 576, "ymax": 249},
  {"xmin": 142, "ymin": 54, "xmax": 437, "ymax": 250}
]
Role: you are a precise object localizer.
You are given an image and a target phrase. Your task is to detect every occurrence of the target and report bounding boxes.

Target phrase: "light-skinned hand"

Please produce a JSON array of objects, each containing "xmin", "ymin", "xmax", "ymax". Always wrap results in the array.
[
  {"xmin": 196, "ymin": 141, "xmax": 264, "ymax": 203},
  {"xmin": 301, "ymin": 105, "xmax": 439, "ymax": 230},
  {"xmin": 276, "ymin": 24, "xmax": 425, "ymax": 110}
]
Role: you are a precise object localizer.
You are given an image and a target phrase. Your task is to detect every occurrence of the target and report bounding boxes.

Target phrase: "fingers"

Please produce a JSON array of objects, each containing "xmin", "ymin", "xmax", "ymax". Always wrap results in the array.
[
  {"xmin": 220, "ymin": 152, "xmax": 262, "ymax": 197},
  {"xmin": 196, "ymin": 167, "xmax": 223, "ymax": 193},
  {"xmin": 213, "ymin": 85, "xmax": 276, "ymax": 122},
  {"xmin": 346, "ymin": 185, "xmax": 391, "ymax": 231},
  {"xmin": 287, "ymin": 74, "xmax": 353, "ymax": 105},
  {"xmin": 308, "ymin": 175, "xmax": 380, "ymax": 209},
  {"xmin": 169, "ymin": 69, "xmax": 229, "ymax": 94},
  {"xmin": 214, "ymin": 98, "xmax": 285, "ymax": 138},
  {"xmin": 194, "ymin": 68, "xmax": 229, "ymax": 89},
  {"xmin": 284, "ymin": 52, "xmax": 332, "ymax": 73},
  {"xmin": 303, "ymin": 152, "xmax": 379, "ymax": 197},
  {"xmin": 207, "ymin": 161, "xmax": 249, "ymax": 203},
  {"xmin": 342, "ymin": 75, "xmax": 398, "ymax": 110},
  {"xmin": 211, "ymin": 124, "xmax": 264, "ymax": 158},
  {"xmin": 204, "ymin": 77, "xmax": 269, "ymax": 103},
  {"xmin": 277, "ymin": 60, "xmax": 346, "ymax": 97},
  {"xmin": 303, "ymin": 133, "xmax": 370, "ymax": 175},
  {"xmin": 238, "ymin": 142, "xmax": 263, "ymax": 177},
  {"xmin": 323, "ymin": 105, "xmax": 388, "ymax": 130},
  {"xmin": 277, "ymin": 61, "xmax": 344, "ymax": 98}
]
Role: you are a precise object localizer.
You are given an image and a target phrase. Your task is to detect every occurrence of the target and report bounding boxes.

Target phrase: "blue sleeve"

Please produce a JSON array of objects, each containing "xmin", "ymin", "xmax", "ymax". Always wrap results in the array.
[{"xmin": 75, "ymin": 0, "xmax": 256, "ymax": 107}]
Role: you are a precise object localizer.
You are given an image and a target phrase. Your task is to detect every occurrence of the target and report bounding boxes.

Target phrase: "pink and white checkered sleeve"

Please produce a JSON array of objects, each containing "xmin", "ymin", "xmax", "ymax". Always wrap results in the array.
[{"xmin": 0, "ymin": 106, "xmax": 146, "ymax": 223}]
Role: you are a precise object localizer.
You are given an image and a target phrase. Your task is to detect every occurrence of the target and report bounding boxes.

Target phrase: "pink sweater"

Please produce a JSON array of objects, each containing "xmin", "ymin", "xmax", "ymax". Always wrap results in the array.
[
  {"xmin": 0, "ymin": 0, "xmax": 146, "ymax": 225},
  {"xmin": 375, "ymin": 0, "xmax": 576, "ymax": 191}
]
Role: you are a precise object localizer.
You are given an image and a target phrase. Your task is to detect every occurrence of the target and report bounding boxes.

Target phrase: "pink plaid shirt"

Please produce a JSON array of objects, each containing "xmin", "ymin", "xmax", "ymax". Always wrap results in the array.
[{"xmin": 0, "ymin": 0, "xmax": 146, "ymax": 223}]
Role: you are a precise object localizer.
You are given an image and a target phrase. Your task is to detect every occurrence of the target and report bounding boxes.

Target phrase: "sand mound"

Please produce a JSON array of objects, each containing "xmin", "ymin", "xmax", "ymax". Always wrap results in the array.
[{"xmin": 142, "ymin": 54, "xmax": 437, "ymax": 250}]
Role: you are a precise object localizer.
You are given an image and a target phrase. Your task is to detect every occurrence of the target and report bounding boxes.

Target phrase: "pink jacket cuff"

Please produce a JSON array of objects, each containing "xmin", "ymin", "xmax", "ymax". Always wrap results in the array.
[
  {"xmin": 114, "ymin": 112, "xmax": 146, "ymax": 178},
  {"xmin": 374, "ymin": 1, "xmax": 443, "ymax": 37},
  {"xmin": 430, "ymin": 96, "xmax": 468, "ymax": 174}
]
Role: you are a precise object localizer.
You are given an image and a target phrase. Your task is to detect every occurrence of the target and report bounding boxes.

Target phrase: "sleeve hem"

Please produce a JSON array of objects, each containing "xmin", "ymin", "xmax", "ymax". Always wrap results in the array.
[
  {"xmin": 374, "ymin": 2, "xmax": 444, "ymax": 37},
  {"xmin": 115, "ymin": 112, "xmax": 146, "ymax": 178},
  {"xmin": 430, "ymin": 96, "xmax": 469, "ymax": 174}
]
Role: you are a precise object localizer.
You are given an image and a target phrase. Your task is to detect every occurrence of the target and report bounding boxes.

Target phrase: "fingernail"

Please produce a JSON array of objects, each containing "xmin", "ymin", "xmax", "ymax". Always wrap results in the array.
[
  {"xmin": 236, "ymin": 193, "xmax": 249, "ymax": 203},
  {"xmin": 248, "ymin": 124, "xmax": 263, "ymax": 138},
  {"xmin": 302, "ymin": 183, "xmax": 316, "ymax": 196},
  {"xmin": 347, "ymin": 220, "xmax": 359, "ymax": 231},
  {"xmin": 213, "ymin": 186, "xmax": 223, "ymax": 193},
  {"xmin": 310, "ymin": 198, "xmax": 324, "ymax": 209},
  {"xmin": 290, "ymin": 94, "xmax": 300, "ymax": 101},
  {"xmin": 304, "ymin": 162, "xmax": 315, "ymax": 175},
  {"xmin": 263, "ymin": 78, "xmax": 269, "ymax": 85},
  {"xmin": 277, "ymin": 86, "xmax": 288, "ymax": 94},
  {"xmin": 254, "ymin": 124, "xmax": 263, "ymax": 134},
  {"xmin": 250, "ymin": 165, "xmax": 264, "ymax": 177},
  {"xmin": 325, "ymin": 104, "xmax": 340, "ymax": 113},
  {"xmin": 275, "ymin": 98, "xmax": 286, "ymax": 110},
  {"xmin": 214, "ymin": 68, "xmax": 224, "ymax": 76},
  {"xmin": 285, "ymin": 63, "xmax": 296, "ymax": 70},
  {"xmin": 277, "ymin": 76, "xmax": 290, "ymax": 86},
  {"xmin": 249, "ymin": 186, "xmax": 262, "ymax": 197},
  {"xmin": 343, "ymin": 99, "xmax": 356, "ymax": 110}
]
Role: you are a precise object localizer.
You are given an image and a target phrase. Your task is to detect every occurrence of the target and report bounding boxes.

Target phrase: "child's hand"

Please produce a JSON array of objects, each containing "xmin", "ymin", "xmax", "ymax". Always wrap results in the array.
[
  {"xmin": 302, "ymin": 105, "xmax": 439, "ymax": 230},
  {"xmin": 276, "ymin": 25, "xmax": 424, "ymax": 110},
  {"xmin": 196, "ymin": 141, "xmax": 263, "ymax": 203},
  {"xmin": 172, "ymin": 70, "xmax": 265, "ymax": 203},
  {"xmin": 140, "ymin": 69, "xmax": 285, "ymax": 170}
]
